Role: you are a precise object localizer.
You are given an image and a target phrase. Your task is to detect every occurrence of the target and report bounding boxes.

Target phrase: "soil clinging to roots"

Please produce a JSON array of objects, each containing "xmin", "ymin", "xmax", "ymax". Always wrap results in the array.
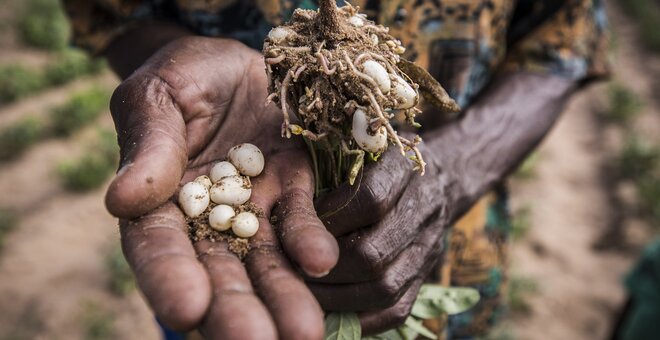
[{"xmin": 263, "ymin": 0, "xmax": 459, "ymax": 189}]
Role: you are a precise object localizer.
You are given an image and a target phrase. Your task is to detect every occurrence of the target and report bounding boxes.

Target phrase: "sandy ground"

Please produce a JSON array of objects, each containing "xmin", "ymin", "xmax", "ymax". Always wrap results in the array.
[
  {"xmin": 0, "ymin": 1, "xmax": 658, "ymax": 340},
  {"xmin": 504, "ymin": 4, "xmax": 660, "ymax": 340}
]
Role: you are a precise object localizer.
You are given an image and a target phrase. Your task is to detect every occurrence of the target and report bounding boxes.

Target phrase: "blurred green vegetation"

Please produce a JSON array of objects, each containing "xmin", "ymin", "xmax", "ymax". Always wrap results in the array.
[
  {"xmin": 602, "ymin": 83, "xmax": 643, "ymax": 125},
  {"xmin": 0, "ymin": 117, "xmax": 46, "ymax": 162},
  {"xmin": 511, "ymin": 206, "xmax": 532, "ymax": 241},
  {"xmin": 0, "ymin": 64, "xmax": 46, "ymax": 104},
  {"xmin": 514, "ymin": 152, "xmax": 539, "ymax": 180},
  {"xmin": 618, "ymin": 0, "xmax": 660, "ymax": 53},
  {"xmin": 81, "ymin": 301, "xmax": 115, "ymax": 340},
  {"xmin": 637, "ymin": 176, "xmax": 660, "ymax": 224},
  {"xmin": 51, "ymin": 87, "xmax": 110, "ymax": 137},
  {"xmin": 18, "ymin": 0, "xmax": 70, "ymax": 51},
  {"xmin": 0, "ymin": 55, "xmax": 106, "ymax": 106},
  {"xmin": 508, "ymin": 276, "xmax": 538, "ymax": 313},
  {"xmin": 45, "ymin": 49, "xmax": 106, "ymax": 86},
  {"xmin": 0, "ymin": 208, "xmax": 18, "ymax": 251},
  {"xmin": 106, "ymin": 244, "xmax": 135, "ymax": 296},
  {"xmin": 58, "ymin": 128, "xmax": 118, "ymax": 192},
  {"xmin": 617, "ymin": 138, "xmax": 660, "ymax": 180}
]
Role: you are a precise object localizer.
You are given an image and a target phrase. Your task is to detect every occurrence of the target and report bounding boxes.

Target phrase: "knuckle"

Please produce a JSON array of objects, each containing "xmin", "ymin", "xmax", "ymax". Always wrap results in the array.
[
  {"xmin": 374, "ymin": 270, "xmax": 408, "ymax": 307},
  {"xmin": 358, "ymin": 240, "xmax": 386, "ymax": 277},
  {"xmin": 388, "ymin": 304, "xmax": 411, "ymax": 327},
  {"xmin": 359, "ymin": 180, "xmax": 390, "ymax": 217}
]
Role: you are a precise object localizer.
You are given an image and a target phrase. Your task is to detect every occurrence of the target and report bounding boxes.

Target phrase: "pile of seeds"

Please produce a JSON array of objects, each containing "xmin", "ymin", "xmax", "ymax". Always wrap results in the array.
[{"xmin": 178, "ymin": 143, "xmax": 265, "ymax": 258}]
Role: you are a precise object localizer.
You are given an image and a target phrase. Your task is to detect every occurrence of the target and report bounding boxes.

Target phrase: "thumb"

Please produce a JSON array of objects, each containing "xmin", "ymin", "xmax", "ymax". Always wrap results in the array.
[{"xmin": 105, "ymin": 76, "xmax": 188, "ymax": 219}]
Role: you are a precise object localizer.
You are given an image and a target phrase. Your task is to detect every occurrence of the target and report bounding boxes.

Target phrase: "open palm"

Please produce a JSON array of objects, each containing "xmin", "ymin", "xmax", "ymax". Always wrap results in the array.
[{"xmin": 106, "ymin": 37, "xmax": 338, "ymax": 340}]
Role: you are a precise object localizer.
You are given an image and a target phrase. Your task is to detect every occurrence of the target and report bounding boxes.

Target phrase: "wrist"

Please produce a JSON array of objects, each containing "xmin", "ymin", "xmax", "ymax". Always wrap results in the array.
[{"xmin": 423, "ymin": 71, "xmax": 576, "ymax": 221}]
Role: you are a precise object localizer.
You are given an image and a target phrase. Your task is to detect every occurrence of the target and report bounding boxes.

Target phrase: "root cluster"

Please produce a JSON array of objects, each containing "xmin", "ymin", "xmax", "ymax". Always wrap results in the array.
[{"xmin": 263, "ymin": 1, "xmax": 459, "ymax": 188}]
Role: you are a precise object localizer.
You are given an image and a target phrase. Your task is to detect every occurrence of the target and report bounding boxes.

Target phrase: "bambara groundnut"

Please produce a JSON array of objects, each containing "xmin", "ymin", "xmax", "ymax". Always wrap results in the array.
[
  {"xmin": 210, "ymin": 175, "xmax": 252, "ymax": 206},
  {"xmin": 351, "ymin": 108, "xmax": 388, "ymax": 153},
  {"xmin": 231, "ymin": 212, "xmax": 259, "ymax": 238},
  {"xmin": 391, "ymin": 74, "xmax": 417, "ymax": 109},
  {"xmin": 193, "ymin": 175, "xmax": 213, "ymax": 189},
  {"xmin": 361, "ymin": 60, "xmax": 391, "ymax": 93},
  {"xmin": 209, "ymin": 161, "xmax": 239, "ymax": 183},
  {"xmin": 178, "ymin": 181, "xmax": 210, "ymax": 218},
  {"xmin": 227, "ymin": 143, "xmax": 265, "ymax": 177},
  {"xmin": 208, "ymin": 204, "xmax": 235, "ymax": 231}
]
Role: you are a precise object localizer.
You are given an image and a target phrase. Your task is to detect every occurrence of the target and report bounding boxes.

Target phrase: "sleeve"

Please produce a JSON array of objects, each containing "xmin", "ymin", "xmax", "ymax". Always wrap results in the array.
[
  {"xmin": 503, "ymin": 0, "xmax": 610, "ymax": 83},
  {"xmin": 61, "ymin": 0, "xmax": 154, "ymax": 55}
]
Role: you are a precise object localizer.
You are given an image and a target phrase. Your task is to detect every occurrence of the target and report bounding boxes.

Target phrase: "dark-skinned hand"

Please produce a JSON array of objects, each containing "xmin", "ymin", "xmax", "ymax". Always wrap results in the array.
[
  {"xmin": 106, "ymin": 36, "xmax": 339, "ymax": 340},
  {"xmin": 310, "ymin": 72, "xmax": 576, "ymax": 335}
]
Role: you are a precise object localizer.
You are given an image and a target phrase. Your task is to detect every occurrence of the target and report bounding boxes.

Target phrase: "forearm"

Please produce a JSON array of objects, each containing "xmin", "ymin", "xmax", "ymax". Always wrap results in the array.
[
  {"xmin": 103, "ymin": 21, "xmax": 193, "ymax": 79},
  {"xmin": 426, "ymin": 71, "xmax": 576, "ymax": 220}
]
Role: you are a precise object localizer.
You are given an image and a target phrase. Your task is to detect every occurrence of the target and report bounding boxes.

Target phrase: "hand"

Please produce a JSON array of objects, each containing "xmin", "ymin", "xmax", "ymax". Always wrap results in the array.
[
  {"xmin": 309, "ymin": 72, "xmax": 576, "ymax": 334},
  {"xmin": 107, "ymin": 36, "xmax": 339, "ymax": 339},
  {"xmin": 311, "ymin": 144, "xmax": 450, "ymax": 335}
]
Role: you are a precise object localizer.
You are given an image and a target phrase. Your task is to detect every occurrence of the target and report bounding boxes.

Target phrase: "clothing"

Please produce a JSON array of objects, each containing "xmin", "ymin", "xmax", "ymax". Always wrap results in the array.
[
  {"xmin": 616, "ymin": 239, "xmax": 660, "ymax": 340},
  {"xmin": 62, "ymin": 0, "xmax": 609, "ymax": 337}
]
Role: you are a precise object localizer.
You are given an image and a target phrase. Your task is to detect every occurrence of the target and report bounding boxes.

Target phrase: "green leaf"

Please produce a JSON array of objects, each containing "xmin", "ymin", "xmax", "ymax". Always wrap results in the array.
[
  {"xmin": 324, "ymin": 313, "xmax": 361, "ymax": 340},
  {"xmin": 414, "ymin": 284, "xmax": 480, "ymax": 316},
  {"xmin": 363, "ymin": 329, "xmax": 403, "ymax": 340},
  {"xmin": 403, "ymin": 317, "xmax": 437, "ymax": 340}
]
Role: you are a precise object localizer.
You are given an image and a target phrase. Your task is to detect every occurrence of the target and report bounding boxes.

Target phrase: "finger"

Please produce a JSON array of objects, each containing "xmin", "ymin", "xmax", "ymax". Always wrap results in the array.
[
  {"xmin": 359, "ymin": 279, "xmax": 424, "ymax": 336},
  {"xmin": 314, "ymin": 174, "xmax": 446, "ymax": 283},
  {"xmin": 195, "ymin": 240, "xmax": 277, "ymax": 340},
  {"xmin": 106, "ymin": 76, "xmax": 188, "ymax": 219},
  {"xmin": 309, "ymin": 220, "xmax": 445, "ymax": 310},
  {"xmin": 120, "ymin": 202, "xmax": 211, "ymax": 330},
  {"xmin": 245, "ymin": 216, "xmax": 325, "ymax": 340},
  {"xmin": 274, "ymin": 157, "xmax": 339, "ymax": 277},
  {"xmin": 314, "ymin": 148, "xmax": 414, "ymax": 236}
]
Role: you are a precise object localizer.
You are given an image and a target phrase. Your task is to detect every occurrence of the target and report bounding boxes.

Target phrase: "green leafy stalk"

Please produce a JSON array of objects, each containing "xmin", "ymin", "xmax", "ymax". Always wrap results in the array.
[{"xmin": 325, "ymin": 285, "xmax": 480, "ymax": 340}]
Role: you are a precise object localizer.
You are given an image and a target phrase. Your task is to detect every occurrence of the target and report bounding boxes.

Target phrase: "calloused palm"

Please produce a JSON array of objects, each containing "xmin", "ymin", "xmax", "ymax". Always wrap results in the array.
[{"xmin": 106, "ymin": 37, "xmax": 338, "ymax": 340}]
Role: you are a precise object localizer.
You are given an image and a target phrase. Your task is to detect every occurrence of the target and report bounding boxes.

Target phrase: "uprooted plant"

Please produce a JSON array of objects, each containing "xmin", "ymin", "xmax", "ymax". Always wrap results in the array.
[{"xmin": 263, "ymin": 0, "xmax": 459, "ymax": 193}]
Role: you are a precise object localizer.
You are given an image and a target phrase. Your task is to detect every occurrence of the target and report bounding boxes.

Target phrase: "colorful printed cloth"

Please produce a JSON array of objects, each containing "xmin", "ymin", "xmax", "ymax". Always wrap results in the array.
[{"xmin": 62, "ymin": 0, "xmax": 610, "ymax": 338}]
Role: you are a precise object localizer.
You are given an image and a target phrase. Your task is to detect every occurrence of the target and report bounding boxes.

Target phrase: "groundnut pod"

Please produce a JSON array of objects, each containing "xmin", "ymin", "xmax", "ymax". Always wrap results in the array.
[
  {"xmin": 348, "ymin": 15, "xmax": 364, "ymax": 27},
  {"xmin": 227, "ymin": 143, "xmax": 265, "ymax": 177},
  {"xmin": 210, "ymin": 175, "xmax": 252, "ymax": 206},
  {"xmin": 210, "ymin": 161, "xmax": 239, "ymax": 183},
  {"xmin": 178, "ymin": 182, "xmax": 210, "ymax": 218},
  {"xmin": 351, "ymin": 108, "xmax": 387, "ymax": 153},
  {"xmin": 362, "ymin": 60, "xmax": 391, "ymax": 93},
  {"xmin": 232, "ymin": 212, "xmax": 259, "ymax": 238},
  {"xmin": 193, "ymin": 175, "xmax": 213, "ymax": 189},
  {"xmin": 208, "ymin": 204, "xmax": 235, "ymax": 231},
  {"xmin": 391, "ymin": 74, "xmax": 417, "ymax": 109},
  {"xmin": 267, "ymin": 27, "xmax": 294, "ymax": 44}
]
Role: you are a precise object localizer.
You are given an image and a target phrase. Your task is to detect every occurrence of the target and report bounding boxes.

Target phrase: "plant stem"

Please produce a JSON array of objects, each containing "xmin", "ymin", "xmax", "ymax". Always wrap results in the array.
[{"xmin": 318, "ymin": 0, "xmax": 342, "ymax": 40}]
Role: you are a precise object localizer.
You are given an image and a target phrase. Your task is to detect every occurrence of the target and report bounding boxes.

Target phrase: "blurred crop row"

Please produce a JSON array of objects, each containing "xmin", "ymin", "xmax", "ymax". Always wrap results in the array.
[{"xmin": 0, "ymin": 1, "xmax": 134, "ymax": 338}]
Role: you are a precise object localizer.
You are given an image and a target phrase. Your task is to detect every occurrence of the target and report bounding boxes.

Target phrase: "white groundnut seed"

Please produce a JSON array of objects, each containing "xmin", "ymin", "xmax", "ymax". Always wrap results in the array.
[
  {"xmin": 267, "ymin": 27, "xmax": 293, "ymax": 44},
  {"xmin": 210, "ymin": 161, "xmax": 239, "ymax": 183},
  {"xmin": 348, "ymin": 15, "xmax": 364, "ymax": 27},
  {"xmin": 227, "ymin": 143, "xmax": 265, "ymax": 177},
  {"xmin": 178, "ymin": 182, "xmax": 210, "ymax": 218},
  {"xmin": 362, "ymin": 60, "xmax": 391, "ymax": 93},
  {"xmin": 193, "ymin": 175, "xmax": 212, "ymax": 189},
  {"xmin": 351, "ymin": 108, "xmax": 388, "ymax": 153},
  {"xmin": 208, "ymin": 204, "xmax": 236, "ymax": 231},
  {"xmin": 210, "ymin": 175, "xmax": 252, "ymax": 206},
  {"xmin": 391, "ymin": 74, "xmax": 417, "ymax": 109},
  {"xmin": 232, "ymin": 212, "xmax": 259, "ymax": 238},
  {"xmin": 370, "ymin": 34, "xmax": 379, "ymax": 45}
]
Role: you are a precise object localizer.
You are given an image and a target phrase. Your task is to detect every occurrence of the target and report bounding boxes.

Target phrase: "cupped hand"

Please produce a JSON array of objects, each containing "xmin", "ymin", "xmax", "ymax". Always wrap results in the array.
[{"xmin": 107, "ymin": 36, "xmax": 338, "ymax": 339}]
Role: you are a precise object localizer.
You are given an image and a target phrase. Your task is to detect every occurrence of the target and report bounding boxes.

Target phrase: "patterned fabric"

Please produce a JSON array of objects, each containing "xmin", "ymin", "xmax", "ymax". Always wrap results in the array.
[{"xmin": 62, "ymin": 0, "xmax": 609, "ymax": 338}]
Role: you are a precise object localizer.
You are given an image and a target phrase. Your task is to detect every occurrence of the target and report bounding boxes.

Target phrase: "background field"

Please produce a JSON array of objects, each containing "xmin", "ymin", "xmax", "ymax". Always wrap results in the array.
[{"xmin": 0, "ymin": 1, "xmax": 658, "ymax": 339}]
